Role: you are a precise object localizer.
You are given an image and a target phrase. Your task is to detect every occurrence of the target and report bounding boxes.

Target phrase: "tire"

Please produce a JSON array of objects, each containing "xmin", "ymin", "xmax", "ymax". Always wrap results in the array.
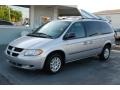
[
  {"xmin": 99, "ymin": 45, "xmax": 111, "ymax": 61},
  {"xmin": 44, "ymin": 53, "xmax": 64, "ymax": 74}
]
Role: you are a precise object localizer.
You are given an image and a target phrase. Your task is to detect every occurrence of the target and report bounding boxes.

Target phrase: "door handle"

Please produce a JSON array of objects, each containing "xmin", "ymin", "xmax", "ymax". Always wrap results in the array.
[
  {"xmin": 83, "ymin": 41, "xmax": 93, "ymax": 45},
  {"xmin": 88, "ymin": 41, "xmax": 93, "ymax": 44}
]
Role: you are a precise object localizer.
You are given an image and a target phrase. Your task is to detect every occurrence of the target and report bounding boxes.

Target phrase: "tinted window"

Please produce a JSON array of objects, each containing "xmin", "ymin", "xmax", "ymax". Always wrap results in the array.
[
  {"xmin": 0, "ymin": 21, "xmax": 13, "ymax": 25},
  {"xmin": 83, "ymin": 21, "xmax": 113, "ymax": 37},
  {"xmin": 66, "ymin": 22, "xmax": 85, "ymax": 39},
  {"xmin": 83, "ymin": 21, "xmax": 99, "ymax": 36},
  {"xmin": 100, "ymin": 22, "xmax": 113, "ymax": 34}
]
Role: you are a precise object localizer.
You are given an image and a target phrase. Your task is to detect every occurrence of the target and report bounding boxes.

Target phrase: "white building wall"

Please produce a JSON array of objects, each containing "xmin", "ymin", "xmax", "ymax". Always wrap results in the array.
[
  {"xmin": 98, "ymin": 14, "xmax": 120, "ymax": 28},
  {"xmin": 31, "ymin": 6, "xmax": 58, "ymax": 28},
  {"xmin": 30, "ymin": 5, "xmax": 35, "ymax": 28}
]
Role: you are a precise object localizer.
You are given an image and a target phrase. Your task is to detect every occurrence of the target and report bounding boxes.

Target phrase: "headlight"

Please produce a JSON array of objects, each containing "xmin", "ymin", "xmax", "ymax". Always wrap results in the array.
[{"xmin": 24, "ymin": 49, "xmax": 43, "ymax": 56}]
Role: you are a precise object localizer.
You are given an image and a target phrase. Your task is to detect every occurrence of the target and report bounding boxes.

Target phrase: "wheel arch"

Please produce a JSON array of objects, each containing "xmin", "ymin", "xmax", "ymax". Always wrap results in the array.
[
  {"xmin": 45, "ymin": 50, "xmax": 66, "ymax": 64},
  {"xmin": 104, "ymin": 42, "xmax": 112, "ymax": 48}
]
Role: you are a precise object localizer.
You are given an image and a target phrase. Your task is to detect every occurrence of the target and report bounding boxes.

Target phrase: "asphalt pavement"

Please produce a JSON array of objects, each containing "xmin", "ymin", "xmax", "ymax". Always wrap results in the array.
[
  {"xmin": 0, "ymin": 74, "xmax": 11, "ymax": 85},
  {"xmin": 0, "ymin": 45, "xmax": 11, "ymax": 85},
  {"xmin": 1, "ymin": 45, "xmax": 120, "ymax": 85}
]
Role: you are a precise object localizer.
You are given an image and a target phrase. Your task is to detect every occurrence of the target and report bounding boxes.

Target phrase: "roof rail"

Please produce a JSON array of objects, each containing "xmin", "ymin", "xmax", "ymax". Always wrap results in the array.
[
  {"xmin": 79, "ymin": 9, "xmax": 111, "ymax": 23},
  {"xmin": 81, "ymin": 17, "xmax": 111, "ymax": 23}
]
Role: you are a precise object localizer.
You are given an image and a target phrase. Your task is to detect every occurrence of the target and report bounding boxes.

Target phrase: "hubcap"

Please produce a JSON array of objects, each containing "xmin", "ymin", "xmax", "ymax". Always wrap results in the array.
[
  {"xmin": 104, "ymin": 48, "xmax": 110, "ymax": 59},
  {"xmin": 50, "ymin": 57, "xmax": 61, "ymax": 72}
]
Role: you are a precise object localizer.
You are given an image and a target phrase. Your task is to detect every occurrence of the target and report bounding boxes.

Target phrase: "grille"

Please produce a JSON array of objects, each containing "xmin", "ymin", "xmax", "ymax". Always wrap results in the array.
[
  {"xmin": 8, "ymin": 45, "xmax": 13, "ymax": 50},
  {"xmin": 14, "ymin": 47, "xmax": 23, "ymax": 52},
  {"xmin": 7, "ymin": 51, "xmax": 10, "ymax": 55},
  {"xmin": 7, "ymin": 45, "xmax": 24, "ymax": 57},
  {"xmin": 12, "ymin": 53, "xmax": 19, "ymax": 57}
]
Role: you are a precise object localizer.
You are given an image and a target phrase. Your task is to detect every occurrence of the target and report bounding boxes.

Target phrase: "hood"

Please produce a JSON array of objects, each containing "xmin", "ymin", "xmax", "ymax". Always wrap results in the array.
[{"xmin": 9, "ymin": 36, "xmax": 53, "ymax": 49}]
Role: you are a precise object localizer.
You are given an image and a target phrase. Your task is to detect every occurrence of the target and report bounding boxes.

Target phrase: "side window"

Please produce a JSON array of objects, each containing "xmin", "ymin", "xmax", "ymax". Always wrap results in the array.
[
  {"xmin": 83, "ymin": 21, "xmax": 100, "ymax": 37},
  {"xmin": 100, "ymin": 22, "xmax": 113, "ymax": 34},
  {"xmin": 66, "ymin": 22, "xmax": 85, "ymax": 39},
  {"xmin": 83, "ymin": 21, "xmax": 113, "ymax": 37}
]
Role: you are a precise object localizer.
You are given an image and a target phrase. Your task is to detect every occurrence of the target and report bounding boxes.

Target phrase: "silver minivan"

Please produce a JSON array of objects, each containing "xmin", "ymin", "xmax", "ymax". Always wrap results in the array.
[{"xmin": 5, "ymin": 19, "xmax": 115, "ymax": 73}]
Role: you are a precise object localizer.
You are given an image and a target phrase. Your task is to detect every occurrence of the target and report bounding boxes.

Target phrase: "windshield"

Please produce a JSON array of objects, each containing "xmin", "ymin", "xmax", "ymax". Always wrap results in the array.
[{"xmin": 28, "ymin": 21, "xmax": 71, "ymax": 39}]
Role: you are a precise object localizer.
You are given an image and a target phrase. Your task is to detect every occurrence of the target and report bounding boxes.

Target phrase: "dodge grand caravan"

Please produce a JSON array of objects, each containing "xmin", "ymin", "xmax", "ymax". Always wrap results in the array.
[{"xmin": 5, "ymin": 19, "xmax": 115, "ymax": 74}]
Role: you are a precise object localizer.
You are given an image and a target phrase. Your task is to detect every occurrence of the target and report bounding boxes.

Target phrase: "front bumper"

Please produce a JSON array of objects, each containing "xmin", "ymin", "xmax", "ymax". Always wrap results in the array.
[{"xmin": 5, "ymin": 54, "xmax": 46, "ymax": 70}]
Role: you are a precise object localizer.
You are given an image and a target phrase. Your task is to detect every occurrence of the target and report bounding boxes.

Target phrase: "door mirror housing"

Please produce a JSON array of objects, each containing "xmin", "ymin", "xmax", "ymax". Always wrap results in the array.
[{"xmin": 63, "ymin": 32, "xmax": 75, "ymax": 40}]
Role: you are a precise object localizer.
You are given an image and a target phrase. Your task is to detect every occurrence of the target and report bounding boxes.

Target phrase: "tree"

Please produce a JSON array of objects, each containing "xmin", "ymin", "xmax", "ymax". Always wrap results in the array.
[
  {"xmin": 0, "ymin": 5, "xmax": 22, "ymax": 22},
  {"xmin": 11, "ymin": 9, "xmax": 22, "ymax": 22}
]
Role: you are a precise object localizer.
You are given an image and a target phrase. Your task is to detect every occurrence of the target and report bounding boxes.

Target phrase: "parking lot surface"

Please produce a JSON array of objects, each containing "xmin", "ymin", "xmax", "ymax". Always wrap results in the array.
[{"xmin": 1, "ymin": 45, "xmax": 120, "ymax": 85}]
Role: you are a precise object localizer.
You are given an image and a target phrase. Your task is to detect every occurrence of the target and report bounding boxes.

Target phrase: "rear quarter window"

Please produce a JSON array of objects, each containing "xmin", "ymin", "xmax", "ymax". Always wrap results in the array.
[
  {"xmin": 83, "ymin": 21, "xmax": 113, "ymax": 37},
  {"xmin": 100, "ymin": 22, "xmax": 113, "ymax": 34}
]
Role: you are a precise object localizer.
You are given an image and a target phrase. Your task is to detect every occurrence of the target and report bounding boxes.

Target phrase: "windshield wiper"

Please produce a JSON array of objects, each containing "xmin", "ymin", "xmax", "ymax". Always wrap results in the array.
[
  {"xmin": 28, "ymin": 33, "xmax": 53, "ymax": 39},
  {"xmin": 27, "ymin": 33, "xmax": 40, "ymax": 37},
  {"xmin": 37, "ymin": 33, "xmax": 54, "ymax": 39}
]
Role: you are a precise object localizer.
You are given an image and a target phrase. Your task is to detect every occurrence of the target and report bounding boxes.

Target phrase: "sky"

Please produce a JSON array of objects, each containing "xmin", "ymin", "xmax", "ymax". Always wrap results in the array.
[
  {"xmin": 5, "ymin": 0, "xmax": 120, "ymax": 18},
  {"xmin": 77, "ymin": 0, "xmax": 120, "ymax": 12}
]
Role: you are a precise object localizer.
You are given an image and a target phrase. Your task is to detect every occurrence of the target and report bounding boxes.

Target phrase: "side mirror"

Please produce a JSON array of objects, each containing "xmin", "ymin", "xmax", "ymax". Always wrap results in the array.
[{"xmin": 63, "ymin": 32, "xmax": 75, "ymax": 40}]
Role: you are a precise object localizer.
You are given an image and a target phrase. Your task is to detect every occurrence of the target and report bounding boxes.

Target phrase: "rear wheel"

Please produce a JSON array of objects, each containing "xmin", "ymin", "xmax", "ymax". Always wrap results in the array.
[
  {"xmin": 99, "ymin": 45, "xmax": 111, "ymax": 61},
  {"xmin": 44, "ymin": 53, "xmax": 64, "ymax": 74}
]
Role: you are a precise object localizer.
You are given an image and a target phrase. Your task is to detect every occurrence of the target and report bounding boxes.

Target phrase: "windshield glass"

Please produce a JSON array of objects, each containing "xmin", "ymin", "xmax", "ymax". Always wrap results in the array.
[{"xmin": 29, "ymin": 21, "xmax": 71, "ymax": 39}]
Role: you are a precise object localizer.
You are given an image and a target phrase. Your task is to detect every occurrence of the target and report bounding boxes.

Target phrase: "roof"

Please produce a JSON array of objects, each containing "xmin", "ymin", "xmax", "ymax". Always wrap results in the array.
[
  {"xmin": 0, "ymin": 19, "xmax": 13, "ymax": 23},
  {"xmin": 15, "ymin": 5, "xmax": 81, "ymax": 16},
  {"xmin": 15, "ymin": 5, "xmax": 77, "ymax": 9},
  {"xmin": 94, "ymin": 9, "xmax": 120, "ymax": 15},
  {"xmin": 0, "ymin": 19, "xmax": 13, "ymax": 25}
]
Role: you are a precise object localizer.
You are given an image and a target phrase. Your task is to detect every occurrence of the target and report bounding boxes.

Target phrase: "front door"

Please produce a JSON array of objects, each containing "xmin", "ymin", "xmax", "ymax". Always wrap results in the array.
[{"xmin": 63, "ymin": 22, "xmax": 93, "ymax": 62}]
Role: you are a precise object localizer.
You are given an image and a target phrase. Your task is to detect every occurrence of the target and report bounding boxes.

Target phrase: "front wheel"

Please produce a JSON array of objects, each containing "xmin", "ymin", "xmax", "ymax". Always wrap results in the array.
[
  {"xmin": 44, "ymin": 54, "xmax": 63, "ymax": 74},
  {"xmin": 99, "ymin": 45, "xmax": 111, "ymax": 61}
]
